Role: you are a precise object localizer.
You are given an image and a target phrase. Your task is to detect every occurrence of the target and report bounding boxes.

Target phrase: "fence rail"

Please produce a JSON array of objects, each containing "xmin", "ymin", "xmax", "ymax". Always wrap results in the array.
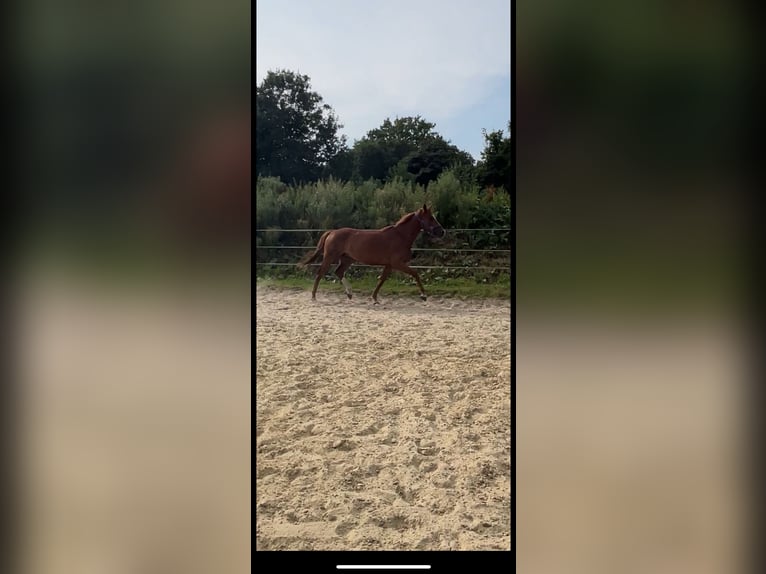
[
  {"xmin": 256, "ymin": 262, "xmax": 510, "ymax": 271},
  {"xmin": 256, "ymin": 245, "xmax": 510, "ymax": 254},
  {"xmin": 255, "ymin": 228, "xmax": 511, "ymax": 233},
  {"xmin": 256, "ymin": 227, "xmax": 511, "ymax": 273}
]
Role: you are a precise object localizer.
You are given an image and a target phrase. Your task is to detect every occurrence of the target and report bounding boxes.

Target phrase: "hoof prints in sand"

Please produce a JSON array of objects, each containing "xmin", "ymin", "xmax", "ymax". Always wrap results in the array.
[{"xmin": 256, "ymin": 287, "xmax": 511, "ymax": 550}]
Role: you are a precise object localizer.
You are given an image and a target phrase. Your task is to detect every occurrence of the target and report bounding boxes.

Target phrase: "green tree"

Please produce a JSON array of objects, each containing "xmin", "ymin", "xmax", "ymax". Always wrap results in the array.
[
  {"xmin": 322, "ymin": 148, "xmax": 355, "ymax": 181},
  {"xmin": 476, "ymin": 121, "xmax": 512, "ymax": 191},
  {"xmin": 365, "ymin": 116, "xmax": 439, "ymax": 154},
  {"xmin": 352, "ymin": 116, "xmax": 439, "ymax": 181},
  {"xmin": 352, "ymin": 138, "xmax": 397, "ymax": 182},
  {"xmin": 404, "ymin": 137, "xmax": 475, "ymax": 189},
  {"xmin": 351, "ymin": 115, "xmax": 474, "ymax": 186},
  {"xmin": 256, "ymin": 70, "xmax": 347, "ymax": 183}
]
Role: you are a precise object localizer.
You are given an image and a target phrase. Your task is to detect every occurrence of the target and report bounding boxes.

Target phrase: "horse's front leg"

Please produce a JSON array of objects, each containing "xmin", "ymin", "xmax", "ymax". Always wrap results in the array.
[{"xmin": 394, "ymin": 263, "xmax": 427, "ymax": 301}]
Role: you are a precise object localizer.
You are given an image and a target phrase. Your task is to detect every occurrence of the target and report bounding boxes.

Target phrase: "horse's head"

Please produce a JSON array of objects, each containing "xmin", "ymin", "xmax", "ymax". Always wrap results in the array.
[{"xmin": 415, "ymin": 204, "xmax": 446, "ymax": 238}]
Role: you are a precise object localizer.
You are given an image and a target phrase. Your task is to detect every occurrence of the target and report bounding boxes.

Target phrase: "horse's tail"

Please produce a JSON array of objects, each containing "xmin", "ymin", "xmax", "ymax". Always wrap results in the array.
[{"xmin": 297, "ymin": 230, "xmax": 331, "ymax": 269}]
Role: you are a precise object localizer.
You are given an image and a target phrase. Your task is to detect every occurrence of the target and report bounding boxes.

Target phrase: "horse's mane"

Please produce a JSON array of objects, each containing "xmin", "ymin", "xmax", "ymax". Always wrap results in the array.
[{"xmin": 393, "ymin": 212, "xmax": 416, "ymax": 227}]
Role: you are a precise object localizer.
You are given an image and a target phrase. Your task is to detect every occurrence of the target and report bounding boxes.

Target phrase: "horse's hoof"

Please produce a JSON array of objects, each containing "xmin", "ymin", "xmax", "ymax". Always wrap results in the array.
[
  {"xmin": 347, "ymin": 294, "xmax": 352, "ymax": 300},
  {"xmin": 420, "ymin": 295, "xmax": 427, "ymax": 301},
  {"xmin": 373, "ymin": 299, "xmax": 380, "ymax": 305}
]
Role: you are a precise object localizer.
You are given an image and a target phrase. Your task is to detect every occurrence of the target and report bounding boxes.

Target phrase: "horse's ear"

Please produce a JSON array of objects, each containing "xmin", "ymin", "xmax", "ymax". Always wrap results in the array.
[{"xmin": 422, "ymin": 203, "xmax": 428, "ymax": 212}]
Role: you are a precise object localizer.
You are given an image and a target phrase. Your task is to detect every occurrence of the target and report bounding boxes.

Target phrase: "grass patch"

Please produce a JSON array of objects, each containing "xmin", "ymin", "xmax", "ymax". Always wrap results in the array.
[{"xmin": 257, "ymin": 273, "xmax": 510, "ymax": 299}]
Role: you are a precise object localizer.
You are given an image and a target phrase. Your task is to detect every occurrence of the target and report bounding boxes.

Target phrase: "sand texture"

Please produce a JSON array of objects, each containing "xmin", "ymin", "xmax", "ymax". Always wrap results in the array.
[
  {"xmin": 21, "ymin": 277, "xmax": 251, "ymax": 574},
  {"xmin": 255, "ymin": 285, "xmax": 511, "ymax": 550}
]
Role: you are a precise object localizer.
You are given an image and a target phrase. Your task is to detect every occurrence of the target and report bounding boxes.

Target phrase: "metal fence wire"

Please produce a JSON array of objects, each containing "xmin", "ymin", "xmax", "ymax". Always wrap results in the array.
[{"xmin": 255, "ymin": 228, "xmax": 511, "ymax": 272}]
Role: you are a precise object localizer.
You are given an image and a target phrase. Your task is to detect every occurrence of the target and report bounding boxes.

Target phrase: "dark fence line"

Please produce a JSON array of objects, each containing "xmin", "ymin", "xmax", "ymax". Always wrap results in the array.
[
  {"xmin": 256, "ymin": 245, "xmax": 511, "ymax": 254},
  {"xmin": 256, "ymin": 262, "xmax": 511, "ymax": 271},
  {"xmin": 256, "ymin": 227, "xmax": 511, "ymax": 274},
  {"xmin": 256, "ymin": 228, "xmax": 511, "ymax": 233}
]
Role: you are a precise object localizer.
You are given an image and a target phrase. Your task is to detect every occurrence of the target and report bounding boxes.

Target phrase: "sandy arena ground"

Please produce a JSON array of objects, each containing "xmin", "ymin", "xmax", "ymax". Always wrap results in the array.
[
  {"xmin": 517, "ymin": 318, "xmax": 746, "ymax": 574},
  {"xmin": 255, "ymin": 285, "xmax": 512, "ymax": 550},
  {"xmin": 20, "ymin": 275, "xmax": 251, "ymax": 574}
]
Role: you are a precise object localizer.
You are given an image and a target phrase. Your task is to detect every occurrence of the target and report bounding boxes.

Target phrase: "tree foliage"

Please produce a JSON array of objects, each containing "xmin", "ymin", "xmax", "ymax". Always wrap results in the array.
[
  {"xmin": 366, "ymin": 116, "xmax": 439, "ymax": 153},
  {"xmin": 255, "ymin": 70, "xmax": 511, "ymax": 195},
  {"xmin": 256, "ymin": 70, "xmax": 347, "ymax": 183},
  {"xmin": 351, "ymin": 116, "xmax": 439, "ymax": 181},
  {"xmin": 404, "ymin": 137, "xmax": 475, "ymax": 188},
  {"xmin": 351, "ymin": 115, "xmax": 475, "ymax": 187},
  {"xmin": 476, "ymin": 121, "xmax": 512, "ymax": 192}
]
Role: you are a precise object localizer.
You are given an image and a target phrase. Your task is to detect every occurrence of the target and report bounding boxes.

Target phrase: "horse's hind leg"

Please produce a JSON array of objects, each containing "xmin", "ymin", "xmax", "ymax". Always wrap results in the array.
[
  {"xmin": 335, "ymin": 255, "xmax": 355, "ymax": 299},
  {"xmin": 393, "ymin": 263, "xmax": 427, "ymax": 301},
  {"xmin": 371, "ymin": 266, "xmax": 392, "ymax": 303},
  {"xmin": 312, "ymin": 258, "xmax": 333, "ymax": 300}
]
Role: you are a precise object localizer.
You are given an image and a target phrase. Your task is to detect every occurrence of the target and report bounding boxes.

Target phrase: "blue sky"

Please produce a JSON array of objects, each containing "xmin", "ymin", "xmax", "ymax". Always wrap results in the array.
[{"xmin": 255, "ymin": 0, "xmax": 511, "ymax": 161}]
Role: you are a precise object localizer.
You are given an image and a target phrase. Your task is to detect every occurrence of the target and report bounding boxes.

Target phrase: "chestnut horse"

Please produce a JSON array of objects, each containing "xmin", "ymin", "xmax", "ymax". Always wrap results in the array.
[{"xmin": 298, "ymin": 205, "xmax": 445, "ymax": 302}]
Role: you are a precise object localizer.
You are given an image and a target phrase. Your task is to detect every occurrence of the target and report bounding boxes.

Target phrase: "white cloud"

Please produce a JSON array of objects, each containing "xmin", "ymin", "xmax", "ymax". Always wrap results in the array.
[{"xmin": 256, "ymin": 0, "xmax": 510, "ymax": 144}]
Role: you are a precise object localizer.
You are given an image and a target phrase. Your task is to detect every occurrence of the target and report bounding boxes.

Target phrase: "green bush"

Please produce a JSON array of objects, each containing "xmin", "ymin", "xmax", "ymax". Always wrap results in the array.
[
  {"xmin": 256, "ymin": 171, "xmax": 510, "ymax": 249},
  {"xmin": 428, "ymin": 170, "xmax": 477, "ymax": 228}
]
